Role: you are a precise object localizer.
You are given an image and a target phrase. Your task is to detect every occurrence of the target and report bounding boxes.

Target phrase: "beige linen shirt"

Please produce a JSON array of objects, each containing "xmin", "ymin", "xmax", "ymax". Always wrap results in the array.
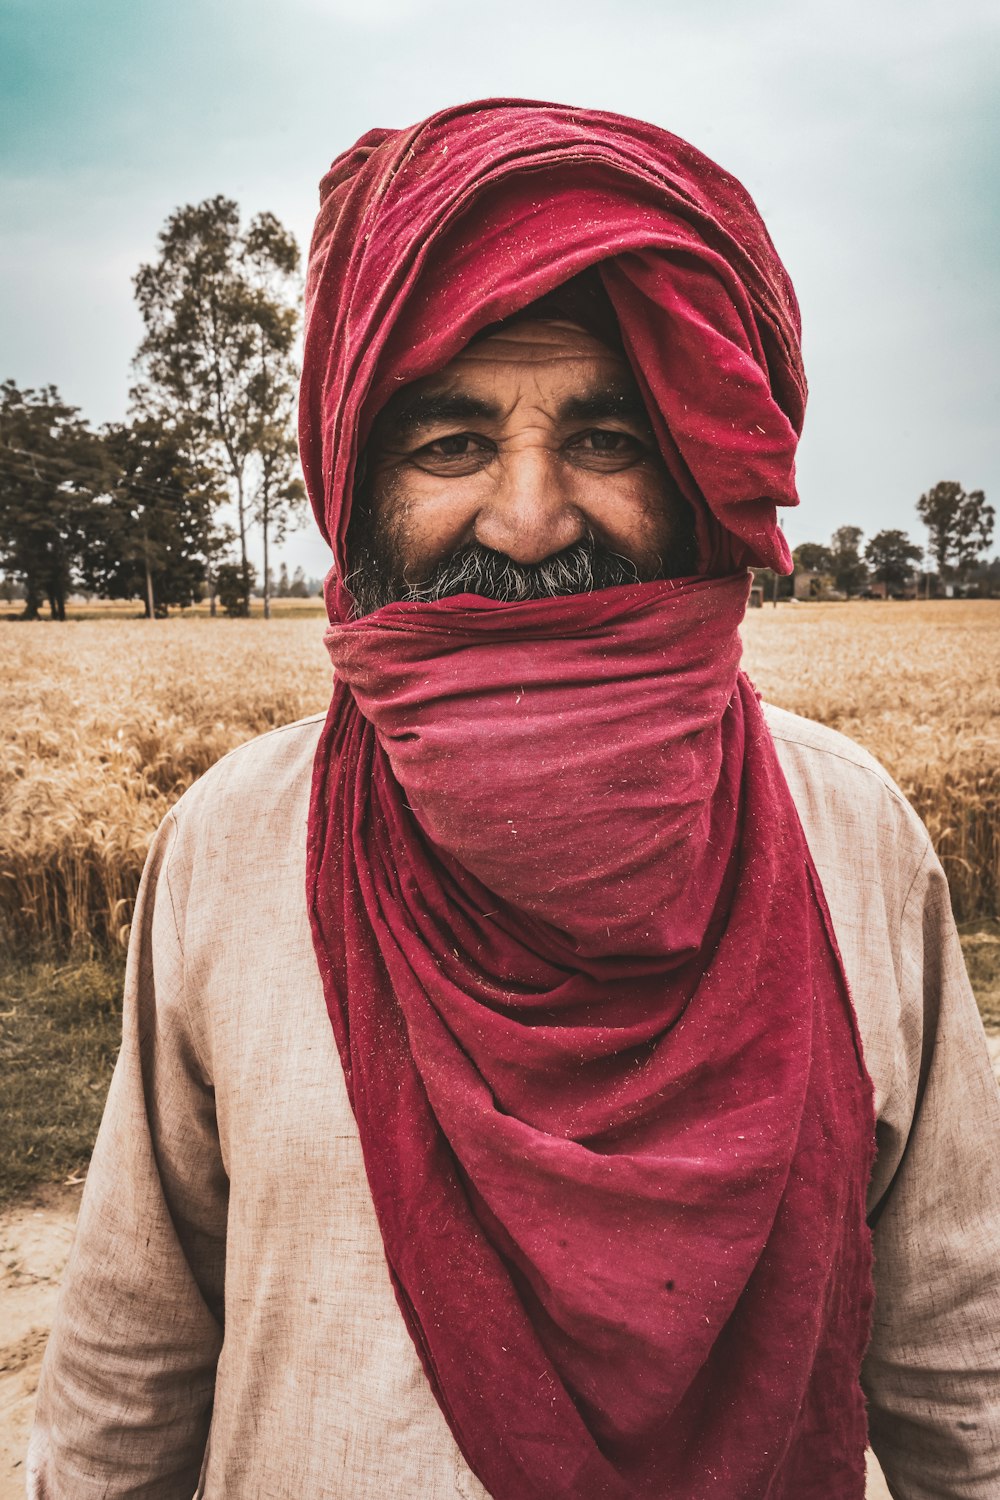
[{"xmin": 27, "ymin": 706, "xmax": 1000, "ymax": 1499}]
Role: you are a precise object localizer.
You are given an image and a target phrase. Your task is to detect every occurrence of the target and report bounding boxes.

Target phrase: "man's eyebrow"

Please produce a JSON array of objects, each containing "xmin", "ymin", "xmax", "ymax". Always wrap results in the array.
[
  {"xmin": 378, "ymin": 383, "xmax": 652, "ymax": 440},
  {"xmin": 382, "ymin": 390, "xmax": 503, "ymax": 436},
  {"xmin": 557, "ymin": 387, "xmax": 652, "ymax": 425}
]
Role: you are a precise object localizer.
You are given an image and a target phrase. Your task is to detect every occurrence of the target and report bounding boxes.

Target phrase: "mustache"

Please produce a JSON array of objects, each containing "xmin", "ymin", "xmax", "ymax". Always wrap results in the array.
[{"xmin": 347, "ymin": 538, "xmax": 648, "ymax": 617}]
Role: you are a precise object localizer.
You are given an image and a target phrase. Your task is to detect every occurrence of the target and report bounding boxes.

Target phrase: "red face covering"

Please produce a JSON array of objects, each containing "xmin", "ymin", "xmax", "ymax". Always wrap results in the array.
[{"xmin": 303, "ymin": 100, "xmax": 875, "ymax": 1499}]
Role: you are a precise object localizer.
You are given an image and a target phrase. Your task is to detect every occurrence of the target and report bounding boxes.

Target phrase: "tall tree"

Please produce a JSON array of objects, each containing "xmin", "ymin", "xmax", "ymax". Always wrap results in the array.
[
  {"xmin": 828, "ymin": 525, "xmax": 868, "ymax": 596},
  {"xmin": 132, "ymin": 197, "xmax": 303, "ymax": 617},
  {"xmin": 864, "ymin": 529, "xmax": 923, "ymax": 593},
  {"xmin": 78, "ymin": 418, "xmax": 227, "ymax": 617},
  {"xmin": 243, "ymin": 212, "xmax": 306, "ymax": 619},
  {"xmin": 0, "ymin": 380, "xmax": 107, "ymax": 619},
  {"xmin": 792, "ymin": 542, "xmax": 833, "ymax": 574},
  {"xmin": 917, "ymin": 481, "xmax": 994, "ymax": 583}
]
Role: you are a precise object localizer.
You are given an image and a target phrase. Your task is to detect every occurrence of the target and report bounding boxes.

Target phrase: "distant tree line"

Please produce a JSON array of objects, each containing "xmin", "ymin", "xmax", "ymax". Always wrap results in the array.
[
  {"xmin": 0, "ymin": 196, "xmax": 307, "ymax": 621},
  {"xmin": 274, "ymin": 560, "xmax": 316, "ymax": 598},
  {"xmin": 758, "ymin": 484, "xmax": 995, "ymax": 601}
]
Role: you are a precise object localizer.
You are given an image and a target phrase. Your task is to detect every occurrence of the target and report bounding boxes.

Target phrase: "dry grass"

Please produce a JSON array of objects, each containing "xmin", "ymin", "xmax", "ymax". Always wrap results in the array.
[
  {"xmin": 0, "ymin": 600, "xmax": 998, "ymax": 959},
  {"xmin": 962, "ymin": 921, "xmax": 1000, "ymax": 1028},
  {"xmin": 741, "ymin": 600, "xmax": 1000, "ymax": 923}
]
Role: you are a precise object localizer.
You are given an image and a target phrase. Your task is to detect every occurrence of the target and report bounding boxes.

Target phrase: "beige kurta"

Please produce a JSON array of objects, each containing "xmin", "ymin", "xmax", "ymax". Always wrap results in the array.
[{"xmin": 26, "ymin": 706, "xmax": 1000, "ymax": 1499}]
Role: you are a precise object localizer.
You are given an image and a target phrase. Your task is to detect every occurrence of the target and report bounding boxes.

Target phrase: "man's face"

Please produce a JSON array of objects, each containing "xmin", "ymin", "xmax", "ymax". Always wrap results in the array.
[{"xmin": 347, "ymin": 318, "xmax": 696, "ymax": 615}]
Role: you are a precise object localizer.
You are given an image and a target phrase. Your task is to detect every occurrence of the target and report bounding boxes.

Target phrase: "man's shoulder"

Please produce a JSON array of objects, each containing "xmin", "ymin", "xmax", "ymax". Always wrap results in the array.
[
  {"xmin": 163, "ymin": 702, "xmax": 931, "ymax": 884},
  {"xmin": 762, "ymin": 702, "xmax": 931, "ymax": 885},
  {"xmin": 168, "ymin": 713, "xmax": 325, "ymax": 835},
  {"xmin": 762, "ymin": 703, "xmax": 907, "ymax": 804},
  {"xmin": 169, "ymin": 702, "xmax": 921, "ymax": 825}
]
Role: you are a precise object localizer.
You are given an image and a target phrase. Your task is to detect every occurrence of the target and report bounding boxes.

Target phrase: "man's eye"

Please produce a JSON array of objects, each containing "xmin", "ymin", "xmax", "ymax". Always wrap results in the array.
[
  {"xmin": 567, "ymin": 430, "xmax": 644, "ymax": 462},
  {"xmin": 423, "ymin": 434, "xmax": 486, "ymax": 458},
  {"xmin": 580, "ymin": 430, "xmax": 634, "ymax": 452},
  {"xmin": 409, "ymin": 433, "xmax": 495, "ymax": 475}
]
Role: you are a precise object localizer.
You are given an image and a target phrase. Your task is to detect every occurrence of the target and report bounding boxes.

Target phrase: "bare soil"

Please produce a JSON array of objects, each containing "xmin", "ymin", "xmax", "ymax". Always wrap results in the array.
[{"xmin": 1, "ymin": 1183, "xmax": 81, "ymax": 1499}]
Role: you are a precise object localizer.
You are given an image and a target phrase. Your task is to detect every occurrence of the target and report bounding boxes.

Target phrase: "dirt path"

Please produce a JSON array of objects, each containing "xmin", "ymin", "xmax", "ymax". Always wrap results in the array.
[
  {"xmin": 0, "ymin": 1184, "xmax": 82, "ymax": 1499},
  {"xmin": 5, "ymin": 1036, "xmax": 999, "ymax": 1499}
]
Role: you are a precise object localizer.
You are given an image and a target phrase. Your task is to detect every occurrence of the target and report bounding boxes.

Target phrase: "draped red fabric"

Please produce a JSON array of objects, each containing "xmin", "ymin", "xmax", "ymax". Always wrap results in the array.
[{"xmin": 303, "ymin": 100, "xmax": 876, "ymax": 1498}]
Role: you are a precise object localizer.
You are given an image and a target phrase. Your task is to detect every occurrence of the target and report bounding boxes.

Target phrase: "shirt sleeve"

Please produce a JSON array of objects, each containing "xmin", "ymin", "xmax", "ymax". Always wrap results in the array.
[
  {"xmin": 26, "ymin": 811, "xmax": 228, "ymax": 1499},
  {"xmin": 864, "ymin": 844, "xmax": 1000, "ymax": 1499}
]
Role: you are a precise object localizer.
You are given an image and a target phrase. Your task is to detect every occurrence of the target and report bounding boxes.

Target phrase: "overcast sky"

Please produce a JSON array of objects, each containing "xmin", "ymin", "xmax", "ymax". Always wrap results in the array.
[{"xmin": 3, "ymin": 0, "xmax": 997, "ymax": 580}]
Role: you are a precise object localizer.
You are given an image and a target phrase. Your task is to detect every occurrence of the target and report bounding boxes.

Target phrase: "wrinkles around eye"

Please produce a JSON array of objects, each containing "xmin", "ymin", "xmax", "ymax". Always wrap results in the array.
[
  {"xmin": 424, "ymin": 434, "xmax": 491, "ymax": 457},
  {"xmin": 407, "ymin": 434, "xmax": 495, "ymax": 475}
]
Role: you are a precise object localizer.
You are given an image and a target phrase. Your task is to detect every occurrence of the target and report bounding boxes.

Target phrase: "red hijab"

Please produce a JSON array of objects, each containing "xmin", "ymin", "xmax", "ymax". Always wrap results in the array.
[{"xmin": 302, "ymin": 100, "xmax": 874, "ymax": 1499}]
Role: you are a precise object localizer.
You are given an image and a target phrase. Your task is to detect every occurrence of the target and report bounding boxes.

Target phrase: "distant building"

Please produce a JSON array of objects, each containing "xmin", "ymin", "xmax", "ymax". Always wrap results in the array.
[
  {"xmin": 750, "ymin": 568, "xmax": 794, "ymax": 603},
  {"xmin": 793, "ymin": 570, "xmax": 835, "ymax": 601}
]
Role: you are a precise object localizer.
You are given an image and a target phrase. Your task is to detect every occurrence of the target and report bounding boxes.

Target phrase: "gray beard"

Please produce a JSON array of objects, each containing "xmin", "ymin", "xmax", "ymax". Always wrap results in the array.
[{"xmin": 345, "ymin": 536, "xmax": 649, "ymax": 618}]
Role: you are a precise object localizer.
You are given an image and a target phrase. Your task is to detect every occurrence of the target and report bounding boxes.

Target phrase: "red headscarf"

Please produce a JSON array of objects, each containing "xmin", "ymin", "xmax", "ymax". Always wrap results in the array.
[{"xmin": 303, "ymin": 100, "xmax": 875, "ymax": 1499}]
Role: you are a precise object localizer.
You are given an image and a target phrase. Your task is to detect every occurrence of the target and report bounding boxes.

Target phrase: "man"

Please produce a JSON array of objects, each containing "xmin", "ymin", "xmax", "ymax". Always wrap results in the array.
[{"xmin": 28, "ymin": 100, "xmax": 1000, "ymax": 1499}]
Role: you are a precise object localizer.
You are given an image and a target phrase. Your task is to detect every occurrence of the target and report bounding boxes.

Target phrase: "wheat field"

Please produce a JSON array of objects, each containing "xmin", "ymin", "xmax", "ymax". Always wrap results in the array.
[
  {"xmin": 1, "ymin": 600, "xmax": 998, "ymax": 953},
  {"xmin": 1, "ymin": 619, "xmax": 331, "ymax": 952},
  {"xmin": 741, "ymin": 601, "xmax": 1000, "ymax": 924}
]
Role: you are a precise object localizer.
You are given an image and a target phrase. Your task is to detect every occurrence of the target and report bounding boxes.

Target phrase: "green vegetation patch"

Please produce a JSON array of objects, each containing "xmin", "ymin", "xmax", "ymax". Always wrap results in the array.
[
  {"xmin": 960, "ymin": 920, "xmax": 1000, "ymax": 1028},
  {"xmin": 0, "ymin": 956, "xmax": 125, "ymax": 1205}
]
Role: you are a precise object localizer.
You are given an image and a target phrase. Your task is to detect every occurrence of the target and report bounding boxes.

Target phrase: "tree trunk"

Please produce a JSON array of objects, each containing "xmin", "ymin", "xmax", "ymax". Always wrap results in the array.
[
  {"xmin": 48, "ymin": 557, "xmax": 68, "ymax": 620},
  {"xmin": 144, "ymin": 531, "xmax": 156, "ymax": 620},
  {"xmin": 23, "ymin": 577, "xmax": 41, "ymax": 620},
  {"xmin": 262, "ymin": 493, "xmax": 271, "ymax": 621},
  {"xmin": 47, "ymin": 577, "xmax": 66, "ymax": 620},
  {"xmin": 235, "ymin": 472, "xmax": 251, "ymax": 616}
]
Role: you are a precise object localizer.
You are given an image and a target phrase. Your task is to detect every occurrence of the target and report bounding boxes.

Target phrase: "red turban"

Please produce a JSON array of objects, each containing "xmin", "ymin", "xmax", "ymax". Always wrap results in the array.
[
  {"xmin": 300, "ymin": 97, "xmax": 806, "ymax": 612},
  {"xmin": 303, "ymin": 100, "xmax": 874, "ymax": 1499}
]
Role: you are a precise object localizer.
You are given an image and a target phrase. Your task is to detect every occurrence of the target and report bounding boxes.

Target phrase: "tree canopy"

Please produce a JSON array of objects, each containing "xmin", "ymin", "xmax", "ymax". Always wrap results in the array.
[
  {"xmin": 792, "ymin": 542, "xmax": 833, "ymax": 574},
  {"xmin": 864, "ymin": 529, "xmax": 923, "ymax": 592},
  {"xmin": 917, "ymin": 481, "xmax": 994, "ymax": 583},
  {"xmin": 133, "ymin": 197, "xmax": 304, "ymax": 617},
  {"xmin": 828, "ymin": 526, "xmax": 868, "ymax": 596},
  {"xmin": 78, "ymin": 419, "xmax": 227, "ymax": 616},
  {"xmin": 0, "ymin": 381, "xmax": 108, "ymax": 619}
]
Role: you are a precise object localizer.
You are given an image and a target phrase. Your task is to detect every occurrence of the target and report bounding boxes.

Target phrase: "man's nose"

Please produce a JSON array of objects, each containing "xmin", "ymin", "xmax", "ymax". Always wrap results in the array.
[{"xmin": 472, "ymin": 446, "xmax": 586, "ymax": 563}]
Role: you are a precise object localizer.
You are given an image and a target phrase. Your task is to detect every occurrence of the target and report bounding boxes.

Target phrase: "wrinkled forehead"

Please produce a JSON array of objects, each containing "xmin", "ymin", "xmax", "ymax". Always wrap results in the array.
[
  {"xmin": 400, "ymin": 318, "xmax": 628, "ymax": 392},
  {"xmin": 459, "ymin": 316, "xmax": 619, "ymax": 366},
  {"xmin": 363, "ymin": 283, "xmax": 628, "ymax": 452},
  {"xmin": 368, "ymin": 319, "xmax": 647, "ymax": 443}
]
